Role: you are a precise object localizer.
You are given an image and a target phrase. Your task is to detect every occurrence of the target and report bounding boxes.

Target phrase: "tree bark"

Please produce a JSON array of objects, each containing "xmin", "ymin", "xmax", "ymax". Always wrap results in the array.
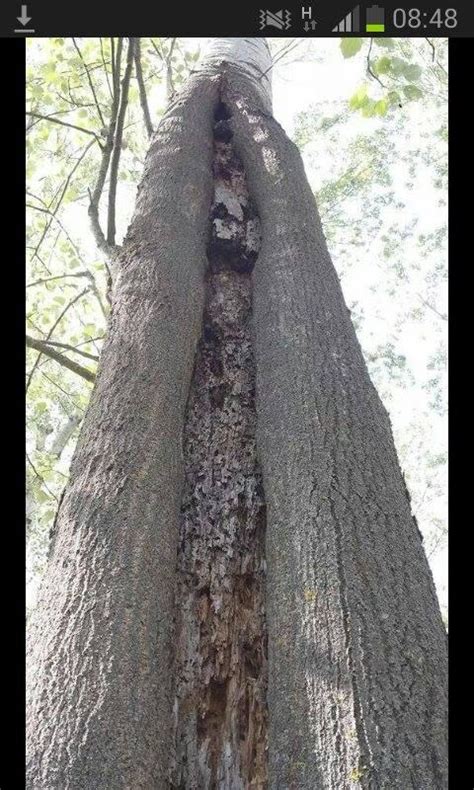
[
  {"xmin": 223, "ymin": 68, "xmax": 448, "ymax": 789},
  {"xmin": 27, "ymin": 66, "xmax": 219, "ymax": 789},
  {"xmin": 27, "ymin": 38, "xmax": 447, "ymax": 790}
]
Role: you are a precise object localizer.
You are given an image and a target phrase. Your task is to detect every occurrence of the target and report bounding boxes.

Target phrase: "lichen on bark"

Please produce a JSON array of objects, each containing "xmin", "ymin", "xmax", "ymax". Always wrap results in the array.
[{"xmin": 171, "ymin": 104, "xmax": 268, "ymax": 789}]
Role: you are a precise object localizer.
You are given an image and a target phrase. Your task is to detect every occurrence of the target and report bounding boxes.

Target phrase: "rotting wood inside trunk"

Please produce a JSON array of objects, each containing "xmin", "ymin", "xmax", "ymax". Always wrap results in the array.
[{"xmin": 171, "ymin": 102, "xmax": 269, "ymax": 789}]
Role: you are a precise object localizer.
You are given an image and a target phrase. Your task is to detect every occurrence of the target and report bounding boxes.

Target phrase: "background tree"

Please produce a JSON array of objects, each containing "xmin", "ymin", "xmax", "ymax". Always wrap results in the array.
[{"xmin": 26, "ymin": 38, "xmax": 448, "ymax": 788}]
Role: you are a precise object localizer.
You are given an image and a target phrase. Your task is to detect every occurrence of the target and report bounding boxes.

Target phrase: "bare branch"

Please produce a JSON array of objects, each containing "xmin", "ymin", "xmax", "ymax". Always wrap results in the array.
[
  {"xmin": 259, "ymin": 39, "xmax": 302, "ymax": 81},
  {"xmin": 39, "ymin": 370, "xmax": 87, "ymax": 412},
  {"xmin": 26, "ymin": 271, "xmax": 91, "ymax": 288},
  {"xmin": 26, "ymin": 335, "xmax": 96, "ymax": 383},
  {"xmin": 134, "ymin": 38, "xmax": 153, "ymax": 137},
  {"xmin": 30, "ymin": 338, "xmax": 100, "ymax": 361},
  {"xmin": 367, "ymin": 38, "xmax": 386, "ymax": 88},
  {"xmin": 416, "ymin": 292, "xmax": 447, "ymax": 321},
  {"xmin": 26, "ymin": 111, "xmax": 103, "ymax": 146},
  {"xmin": 425, "ymin": 37, "xmax": 436, "ymax": 62},
  {"xmin": 26, "ymin": 452, "xmax": 59, "ymax": 503},
  {"xmin": 107, "ymin": 37, "xmax": 135, "ymax": 246},
  {"xmin": 150, "ymin": 38, "xmax": 176, "ymax": 101},
  {"xmin": 25, "ymin": 288, "xmax": 91, "ymax": 393},
  {"xmin": 88, "ymin": 39, "xmax": 123, "ymax": 259},
  {"xmin": 72, "ymin": 38, "xmax": 106, "ymax": 128},
  {"xmin": 166, "ymin": 38, "xmax": 177, "ymax": 101},
  {"xmin": 30, "ymin": 140, "xmax": 95, "ymax": 263},
  {"xmin": 100, "ymin": 38, "xmax": 113, "ymax": 99}
]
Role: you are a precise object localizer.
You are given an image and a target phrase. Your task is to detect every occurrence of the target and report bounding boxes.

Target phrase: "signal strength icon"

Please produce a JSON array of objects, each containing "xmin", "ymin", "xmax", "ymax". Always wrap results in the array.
[{"xmin": 332, "ymin": 4, "xmax": 360, "ymax": 32}]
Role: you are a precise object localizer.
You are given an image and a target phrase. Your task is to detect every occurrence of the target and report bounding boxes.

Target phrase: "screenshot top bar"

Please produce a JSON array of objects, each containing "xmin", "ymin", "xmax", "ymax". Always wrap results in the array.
[{"xmin": 2, "ymin": 1, "xmax": 473, "ymax": 38}]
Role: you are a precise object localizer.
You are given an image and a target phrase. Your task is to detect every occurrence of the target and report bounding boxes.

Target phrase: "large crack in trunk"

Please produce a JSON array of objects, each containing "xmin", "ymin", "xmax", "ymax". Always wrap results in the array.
[{"xmin": 171, "ymin": 103, "xmax": 268, "ymax": 789}]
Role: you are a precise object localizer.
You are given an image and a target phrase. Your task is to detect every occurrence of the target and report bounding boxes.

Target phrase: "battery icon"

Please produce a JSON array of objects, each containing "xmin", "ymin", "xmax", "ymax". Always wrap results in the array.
[{"xmin": 366, "ymin": 4, "xmax": 385, "ymax": 32}]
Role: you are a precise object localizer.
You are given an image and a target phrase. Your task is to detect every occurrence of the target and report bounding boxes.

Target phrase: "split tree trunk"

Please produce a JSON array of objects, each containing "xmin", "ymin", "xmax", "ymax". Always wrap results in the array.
[{"xmin": 27, "ymin": 38, "xmax": 447, "ymax": 789}]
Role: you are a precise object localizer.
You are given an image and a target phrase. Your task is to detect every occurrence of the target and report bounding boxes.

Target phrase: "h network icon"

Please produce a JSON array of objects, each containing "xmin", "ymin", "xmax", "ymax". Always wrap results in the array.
[{"xmin": 259, "ymin": 9, "xmax": 292, "ymax": 30}]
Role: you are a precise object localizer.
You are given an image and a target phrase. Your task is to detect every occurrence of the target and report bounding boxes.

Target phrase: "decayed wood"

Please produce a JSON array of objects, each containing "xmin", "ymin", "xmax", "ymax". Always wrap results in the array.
[{"xmin": 172, "ymin": 104, "xmax": 268, "ymax": 789}]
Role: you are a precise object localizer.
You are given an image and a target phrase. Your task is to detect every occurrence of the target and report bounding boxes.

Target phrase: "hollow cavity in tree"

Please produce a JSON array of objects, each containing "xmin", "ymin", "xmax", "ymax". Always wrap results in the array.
[{"xmin": 172, "ymin": 102, "xmax": 268, "ymax": 789}]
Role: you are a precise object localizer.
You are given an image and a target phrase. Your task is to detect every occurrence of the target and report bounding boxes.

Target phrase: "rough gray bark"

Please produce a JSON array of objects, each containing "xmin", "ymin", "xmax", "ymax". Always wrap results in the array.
[
  {"xmin": 26, "ymin": 69, "xmax": 219, "ymax": 789},
  {"xmin": 27, "ymin": 37, "xmax": 447, "ymax": 790},
  {"xmin": 223, "ymin": 69, "xmax": 448, "ymax": 789}
]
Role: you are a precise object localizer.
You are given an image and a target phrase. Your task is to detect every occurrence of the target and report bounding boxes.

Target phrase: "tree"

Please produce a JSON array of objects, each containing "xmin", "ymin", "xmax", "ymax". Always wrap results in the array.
[
  {"xmin": 27, "ymin": 38, "xmax": 448, "ymax": 789},
  {"xmin": 293, "ymin": 37, "xmax": 448, "ymax": 606}
]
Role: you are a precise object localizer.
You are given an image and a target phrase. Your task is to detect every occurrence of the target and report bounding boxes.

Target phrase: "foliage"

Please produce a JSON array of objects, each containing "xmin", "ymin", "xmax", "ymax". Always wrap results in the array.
[{"xmin": 340, "ymin": 37, "xmax": 447, "ymax": 117}]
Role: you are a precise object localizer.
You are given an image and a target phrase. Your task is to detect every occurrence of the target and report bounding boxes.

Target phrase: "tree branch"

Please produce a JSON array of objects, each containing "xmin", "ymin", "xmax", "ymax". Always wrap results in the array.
[
  {"xmin": 134, "ymin": 38, "xmax": 153, "ymax": 138},
  {"xmin": 40, "ymin": 370, "xmax": 87, "ymax": 412},
  {"xmin": 166, "ymin": 38, "xmax": 177, "ymax": 101},
  {"xmin": 26, "ymin": 288, "xmax": 91, "ymax": 393},
  {"xmin": 150, "ymin": 38, "xmax": 176, "ymax": 101},
  {"xmin": 88, "ymin": 39, "xmax": 123, "ymax": 260},
  {"xmin": 26, "ymin": 111, "xmax": 103, "ymax": 146},
  {"xmin": 26, "ymin": 271, "xmax": 91, "ymax": 288},
  {"xmin": 31, "ymin": 140, "xmax": 95, "ymax": 264},
  {"xmin": 72, "ymin": 38, "xmax": 106, "ymax": 128},
  {"xmin": 26, "ymin": 452, "xmax": 59, "ymax": 503},
  {"xmin": 100, "ymin": 37, "xmax": 113, "ymax": 99},
  {"xmin": 26, "ymin": 335, "xmax": 96, "ymax": 383},
  {"xmin": 107, "ymin": 37, "xmax": 135, "ymax": 246},
  {"xmin": 416, "ymin": 292, "xmax": 447, "ymax": 321},
  {"xmin": 29, "ymin": 337, "xmax": 100, "ymax": 361},
  {"xmin": 367, "ymin": 38, "xmax": 386, "ymax": 88}
]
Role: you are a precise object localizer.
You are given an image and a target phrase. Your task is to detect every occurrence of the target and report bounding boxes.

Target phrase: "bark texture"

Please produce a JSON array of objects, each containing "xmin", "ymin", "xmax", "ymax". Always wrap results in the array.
[
  {"xmin": 171, "ymin": 105, "xmax": 268, "ymax": 789},
  {"xmin": 26, "ymin": 71, "xmax": 220, "ymax": 789},
  {"xmin": 222, "ymin": 72, "xmax": 448, "ymax": 789}
]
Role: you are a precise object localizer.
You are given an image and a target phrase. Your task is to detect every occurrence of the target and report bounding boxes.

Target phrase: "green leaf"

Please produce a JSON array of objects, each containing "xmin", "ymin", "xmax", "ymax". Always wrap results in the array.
[
  {"xmin": 340, "ymin": 38, "xmax": 363, "ymax": 58},
  {"xmin": 387, "ymin": 90, "xmax": 402, "ymax": 106},
  {"xmin": 36, "ymin": 489, "xmax": 51, "ymax": 504},
  {"xmin": 388, "ymin": 57, "xmax": 408, "ymax": 76},
  {"xmin": 374, "ymin": 56, "xmax": 392, "ymax": 75},
  {"xmin": 403, "ymin": 84, "xmax": 423, "ymax": 101},
  {"xmin": 361, "ymin": 99, "xmax": 377, "ymax": 118},
  {"xmin": 402, "ymin": 63, "xmax": 422, "ymax": 82},
  {"xmin": 374, "ymin": 99, "xmax": 389, "ymax": 116},
  {"xmin": 30, "ymin": 83, "xmax": 44, "ymax": 99},
  {"xmin": 43, "ymin": 62, "xmax": 58, "ymax": 83},
  {"xmin": 349, "ymin": 85, "xmax": 368, "ymax": 110},
  {"xmin": 374, "ymin": 38, "xmax": 395, "ymax": 49}
]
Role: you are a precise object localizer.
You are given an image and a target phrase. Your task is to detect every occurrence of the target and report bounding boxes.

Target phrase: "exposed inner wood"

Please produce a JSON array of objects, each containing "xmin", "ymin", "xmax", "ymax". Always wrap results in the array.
[{"xmin": 171, "ymin": 103, "xmax": 268, "ymax": 789}]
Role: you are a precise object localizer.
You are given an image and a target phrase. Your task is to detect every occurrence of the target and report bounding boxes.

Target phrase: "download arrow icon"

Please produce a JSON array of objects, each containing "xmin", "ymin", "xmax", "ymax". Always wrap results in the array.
[{"xmin": 17, "ymin": 5, "xmax": 32, "ymax": 25}]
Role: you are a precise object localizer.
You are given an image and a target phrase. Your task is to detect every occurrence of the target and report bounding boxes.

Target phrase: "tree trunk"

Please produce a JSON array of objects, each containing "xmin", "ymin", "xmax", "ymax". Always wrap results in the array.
[{"xmin": 27, "ymin": 38, "xmax": 448, "ymax": 789}]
